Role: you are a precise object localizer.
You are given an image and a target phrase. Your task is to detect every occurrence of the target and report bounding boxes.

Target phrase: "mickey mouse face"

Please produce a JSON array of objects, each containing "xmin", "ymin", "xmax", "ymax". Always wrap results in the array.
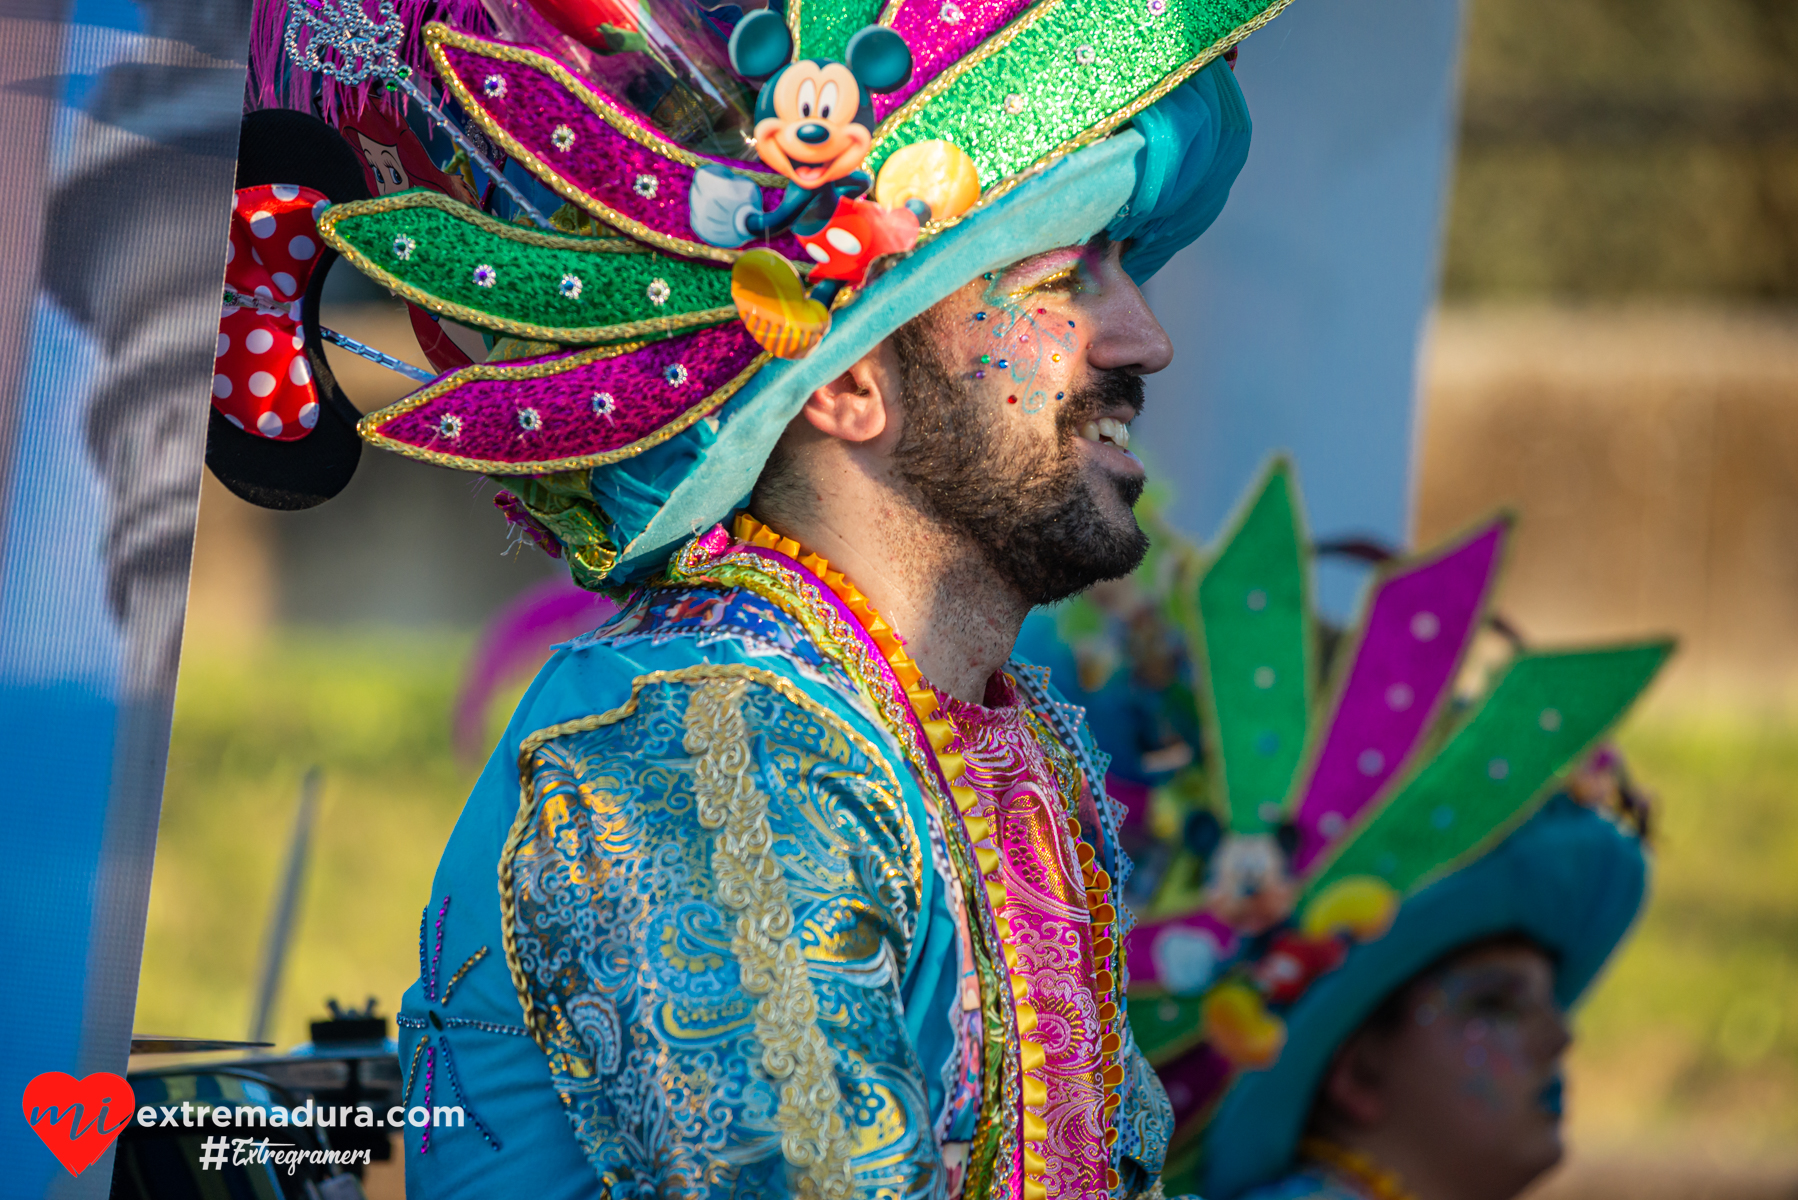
[
  {"xmin": 755, "ymin": 61, "xmax": 873, "ymax": 189},
  {"xmin": 729, "ymin": 11, "xmax": 914, "ymax": 190}
]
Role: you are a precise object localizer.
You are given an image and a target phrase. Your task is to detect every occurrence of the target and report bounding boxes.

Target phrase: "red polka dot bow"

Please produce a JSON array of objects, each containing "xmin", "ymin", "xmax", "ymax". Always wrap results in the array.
[{"xmin": 215, "ymin": 184, "xmax": 329, "ymax": 441}]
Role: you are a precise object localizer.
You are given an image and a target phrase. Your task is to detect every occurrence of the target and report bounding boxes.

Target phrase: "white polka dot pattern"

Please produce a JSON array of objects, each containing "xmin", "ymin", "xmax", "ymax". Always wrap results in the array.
[{"xmin": 214, "ymin": 183, "xmax": 332, "ymax": 441}]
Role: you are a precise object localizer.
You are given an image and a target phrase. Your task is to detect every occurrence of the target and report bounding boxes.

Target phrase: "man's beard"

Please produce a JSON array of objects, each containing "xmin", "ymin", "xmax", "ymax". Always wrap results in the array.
[{"xmin": 888, "ymin": 320, "xmax": 1149, "ymax": 606}]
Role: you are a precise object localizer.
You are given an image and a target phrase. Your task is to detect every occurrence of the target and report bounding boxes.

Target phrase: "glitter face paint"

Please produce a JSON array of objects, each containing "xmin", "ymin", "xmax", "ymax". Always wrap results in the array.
[
  {"xmin": 1330, "ymin": 943, "xmax": 1571, "ymax": 1200},
  {"xmin": 1412, "ymin": 956, "xmax": 1567, "ymax": 1119},
  {"xmin": 966, "ymin": 245, "xmax": 1094, "ymax": 416}
]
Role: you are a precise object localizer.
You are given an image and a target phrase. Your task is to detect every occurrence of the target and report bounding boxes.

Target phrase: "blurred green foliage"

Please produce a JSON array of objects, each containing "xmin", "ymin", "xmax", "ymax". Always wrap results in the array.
[
  {"xmin": 1446, "ymin": 0, "xmax": 1798, "ymax": 299},
  {"xmin": 138, "ymin": 632, "xmax": 1798, "ymax": 1157},
  {"xmin": 137, "ymin": 631, "xmax": 480, "ymax": 1050},
  {"xmin": 1568, "ymin": 714, "xmax": 1798, "ymax": 1155}
]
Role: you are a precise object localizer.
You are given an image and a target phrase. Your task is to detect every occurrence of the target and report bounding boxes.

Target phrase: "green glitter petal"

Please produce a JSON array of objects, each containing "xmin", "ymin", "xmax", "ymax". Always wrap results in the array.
[
  {"xmin": 1189, "ymin": 456, "xmax": 1311, "ymax": 834},
  {"xmin": 1305, "ymin": 641, "xmax": 1673, "ymax": 897},
  {"xmin": 318, "ymin": 189, "xmax": 736, "ymax": 346}
]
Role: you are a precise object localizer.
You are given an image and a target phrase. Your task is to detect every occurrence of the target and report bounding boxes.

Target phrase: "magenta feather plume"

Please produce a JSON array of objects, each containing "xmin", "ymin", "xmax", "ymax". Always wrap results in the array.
[
  {"xmin": 246, "ymin": 0, "xmax": 496, "ymax": 120},
  {"xmin": 453, "ymin": 579, "xmax": 618, "ymax": 762}
]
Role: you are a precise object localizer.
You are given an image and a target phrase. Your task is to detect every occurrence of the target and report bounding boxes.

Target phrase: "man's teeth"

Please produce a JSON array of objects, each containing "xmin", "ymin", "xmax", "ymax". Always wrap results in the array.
[{"xmin": 1081, "ymin": 418, "xmax": 1131, "ymax": 449}]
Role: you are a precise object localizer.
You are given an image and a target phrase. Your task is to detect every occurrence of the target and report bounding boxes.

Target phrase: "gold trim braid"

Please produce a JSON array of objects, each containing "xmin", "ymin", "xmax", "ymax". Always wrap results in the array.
[
  {"xmin": 501, "ymin": 664, "xmax": 898, "ymax": 1196},
  {"xmin": 685, "ymin": 674, "xmax": 857, "ymax": 1200}
]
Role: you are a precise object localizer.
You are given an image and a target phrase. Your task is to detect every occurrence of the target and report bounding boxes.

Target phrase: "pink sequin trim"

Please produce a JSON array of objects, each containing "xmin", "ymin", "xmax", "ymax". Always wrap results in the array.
[
  {"xmin": 938, "ymin": 678, "xmax": 1110, "ymax": 1199},
  {"xmin": 364, "ymin": 324, "xmax": 760, "ymax": 468}
]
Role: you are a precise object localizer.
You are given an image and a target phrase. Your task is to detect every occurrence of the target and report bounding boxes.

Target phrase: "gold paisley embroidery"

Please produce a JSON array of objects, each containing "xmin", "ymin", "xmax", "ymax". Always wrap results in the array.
[{"xmin": 683, "ymin": 675, "xmax": 858, "ymax": 1200}]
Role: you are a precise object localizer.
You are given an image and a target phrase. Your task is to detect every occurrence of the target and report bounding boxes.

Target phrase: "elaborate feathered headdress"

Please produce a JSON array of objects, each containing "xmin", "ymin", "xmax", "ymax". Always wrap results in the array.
[{"xmin": 218, "ymin": 0, "xmax": 1285, "ymax": 581}]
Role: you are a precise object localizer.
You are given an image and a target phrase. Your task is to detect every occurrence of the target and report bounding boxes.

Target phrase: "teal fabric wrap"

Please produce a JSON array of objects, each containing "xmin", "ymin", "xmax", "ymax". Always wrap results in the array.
[
  {"xmin": 1200, "ymin": 797, "xmax": 1648, "ymax": 1200},
  {"xmin": 586, "ymin": 67, "xmax": 1250, "ymax": 583},
  {"xmin": 1113, "ymin": 59, "xmax": 1253, "ymax": 283}
]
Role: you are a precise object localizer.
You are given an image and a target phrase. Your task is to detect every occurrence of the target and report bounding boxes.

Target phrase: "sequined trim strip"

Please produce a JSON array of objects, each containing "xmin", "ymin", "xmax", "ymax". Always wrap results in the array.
[
  {"xmin": 700, "ymin": 518, "xmax": 1032, "ymax": 1200},
  {"xmin": 356, "ymin": 343, "xmax": 768, "ymax": 474},
  {"xmin": 442, "ymin": 1017, "xmax": 531, "ymax": 1037},
  {"xmin": 425, "ymin": 24, "xmax": 790, "ymax": 266},
  {"xmin": 685, "ymin": 674, "xmax": 858, "ymax": 1200},
  {"xmin": 317, "ymin": 190, "xmax": 739, "ymax": 344},
  {"xmin": 439, "ymin": 946, "xmax": 489, "ymax": 1004}
]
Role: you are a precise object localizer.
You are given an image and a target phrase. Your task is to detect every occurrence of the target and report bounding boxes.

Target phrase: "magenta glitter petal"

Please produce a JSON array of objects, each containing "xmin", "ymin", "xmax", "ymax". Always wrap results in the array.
[
  {"xmin": 875, "ymin": 0, "xmax": 1037, "ymax": 122},
  {"xmin": 436, "ymin": 36, "xmax": 803, "ymax": 262},
  {"xmin": 364, "ymin": 324, "xmax": 763, "ymax": 470},
  {"xmin": 1290, "ymin": 520, "xmax": 1508, "ymax": 874}
]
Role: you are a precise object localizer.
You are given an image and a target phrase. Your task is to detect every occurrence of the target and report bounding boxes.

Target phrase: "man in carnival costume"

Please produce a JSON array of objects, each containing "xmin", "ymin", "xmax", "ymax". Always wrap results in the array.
[
  {"xmin": 224, "ymin": 0, "xmax": 1301, "ymax": 1193},
  {"xmin": 1026, "ymin": 461, "xmax": 1669, "ymax": 1200}
]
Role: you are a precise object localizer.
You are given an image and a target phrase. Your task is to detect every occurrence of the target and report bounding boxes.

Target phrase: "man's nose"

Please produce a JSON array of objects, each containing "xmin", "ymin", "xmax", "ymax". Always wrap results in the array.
[
  {"xmin": 1083, "ymin": 246, "xmax": 1175, "ymax": 379},
  {"xmin": 795, "ymin": 123, "xmax": 831, "ymax": 145}
]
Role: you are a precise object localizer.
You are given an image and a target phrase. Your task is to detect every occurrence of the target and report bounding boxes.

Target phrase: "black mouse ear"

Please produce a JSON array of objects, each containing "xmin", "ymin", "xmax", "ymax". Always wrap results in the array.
[
  {"xmin": 209, "ymin": 110, "xmax": 372, "ymax": 511},
  {"xmin": 845, "ymin": 26, "xmax": 913, "ymax": 94},
  {"xmin": 729, "ymin": 9, "xmax": 793, "ymax": 80}
]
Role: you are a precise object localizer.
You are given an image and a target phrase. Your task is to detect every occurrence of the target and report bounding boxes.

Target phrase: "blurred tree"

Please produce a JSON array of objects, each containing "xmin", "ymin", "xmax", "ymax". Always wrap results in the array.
[{"xmin": 1445, "ymin": 0, "xmax": 1798, "ymax": 299}]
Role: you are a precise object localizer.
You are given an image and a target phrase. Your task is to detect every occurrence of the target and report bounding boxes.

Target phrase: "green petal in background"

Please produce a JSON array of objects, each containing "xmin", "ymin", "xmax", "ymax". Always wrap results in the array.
[
  {"xmin": 1307, "ymin": 641, "xmax": 1674, "ymax": 898},
  {"xmin": 1192, "ymin": 457, "xmax": 1313, "ymax": 834}
]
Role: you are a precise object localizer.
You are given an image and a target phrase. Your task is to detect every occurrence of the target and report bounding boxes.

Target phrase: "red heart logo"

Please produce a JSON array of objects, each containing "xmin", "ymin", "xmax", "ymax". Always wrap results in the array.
[{"xmin": 22, "ymin": 1072, "xmax": 135, "ymax": 1176}]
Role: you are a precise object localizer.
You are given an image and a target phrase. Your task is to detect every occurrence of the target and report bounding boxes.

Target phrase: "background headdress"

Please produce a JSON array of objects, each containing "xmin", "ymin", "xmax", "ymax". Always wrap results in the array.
[
  {"xmin": 1109, "ymin": 458, "xmax": 1670, "ymax": 1193},
  {"xmin": 219, "ymin": 0, "xmax": 1279, "ymax": 581}
]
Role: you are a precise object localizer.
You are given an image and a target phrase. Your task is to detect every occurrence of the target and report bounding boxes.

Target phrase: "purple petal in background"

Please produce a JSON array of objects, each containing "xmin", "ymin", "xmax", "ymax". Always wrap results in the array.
[
  {"xmin": 453, "ymin": 578, "xmax": 616, "ymax": 760},
  {"xmin": 1290, "ymin": 519, "xmax": 1507, "ymax": 874}
]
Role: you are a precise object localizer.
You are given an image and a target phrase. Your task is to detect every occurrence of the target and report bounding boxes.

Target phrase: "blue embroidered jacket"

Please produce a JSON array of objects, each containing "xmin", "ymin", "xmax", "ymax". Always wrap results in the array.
[{"xmin": 395, "ymin": 579, "xmax": 1172, "ymax": 1199}]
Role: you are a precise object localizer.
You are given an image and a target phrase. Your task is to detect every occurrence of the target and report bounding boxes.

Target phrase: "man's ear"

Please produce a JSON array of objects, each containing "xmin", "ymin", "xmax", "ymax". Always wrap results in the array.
[
  {"xmin": 1320, "ymin": 1032, "xmax": 1388, "ymax": 1129},
  {"xmin": 800, "ymin": 352, "xmax": 891, "ymax": 444}
]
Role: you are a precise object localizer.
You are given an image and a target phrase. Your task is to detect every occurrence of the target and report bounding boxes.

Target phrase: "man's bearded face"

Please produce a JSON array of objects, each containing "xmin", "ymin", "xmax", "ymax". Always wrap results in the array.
[{"xmin": 889, "ymin": 318, "xmax": 1149, "ymax": 605}]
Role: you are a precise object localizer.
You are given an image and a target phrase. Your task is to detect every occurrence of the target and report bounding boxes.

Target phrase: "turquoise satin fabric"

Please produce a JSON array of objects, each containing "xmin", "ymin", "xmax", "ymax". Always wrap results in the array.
[{"xmin": 391, "ymin": 577, "xmax": 1170, "ymax": 1198}]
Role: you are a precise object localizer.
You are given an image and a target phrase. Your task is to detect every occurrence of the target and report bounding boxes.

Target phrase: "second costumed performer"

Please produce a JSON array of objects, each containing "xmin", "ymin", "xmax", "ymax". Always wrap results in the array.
[
  {"xmin": 279, "ymin": 0, "xmax": 1310, "ymax": 1193},
  {"xmin": 1028, "ymin": 462, "xmax": 1671, "ymax": 1200}
]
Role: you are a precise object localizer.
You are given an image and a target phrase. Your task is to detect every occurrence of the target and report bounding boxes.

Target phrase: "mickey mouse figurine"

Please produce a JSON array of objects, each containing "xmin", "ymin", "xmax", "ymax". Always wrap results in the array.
[{"xmin": 690, "ymin": 11, "xmax": 922, "ymax": 308}]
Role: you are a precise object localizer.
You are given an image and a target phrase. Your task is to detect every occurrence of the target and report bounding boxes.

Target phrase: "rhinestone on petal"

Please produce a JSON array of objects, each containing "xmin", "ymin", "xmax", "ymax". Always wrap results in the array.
[
  {"xmin": 438, "ymin": 413, "xmax": 462, "ymax": 439},
  {"xmin": 517, "ymin": 407, "xmax": 542, "ymax": 432},
  {"xmin": 591, "ymin": 391, "xmax": 616, "ymax": 419},
  {"xmin": 559, "ymin": 273, "xmax": 583, "ymax": 300},
  {"xmin": 663, "ymin": 363, "xmax": 688, "ymax": 386},
  {"xmin": 391, "ymin": 233, "xmax": 416, "ymax": 261},
  {"xmin": 1004, "ymin": 93, "xmax": 1028, "ymax": 115},
  {"xmin": 646, "ymin": 278, "xmax": 671, "ymax": 306},
  {"xmin": 551, "ymin": 124, "xmax": 576, "ymax": 152},
  {"xmin": 633, "ymin": 173, "xmax": 659, "ymax": 198},
  {"xmin": 939, "ymin": 0, "xmax": 964, "ymax": 22},
  {"xmin": 472, "ymin": 263, "xmax": 497, "ymax": 287},
  {"xmin": 1075, "ymin": 44, "xmax": 1097, "ymax": 65},
  {"xmin": 482, "ymin": 73, "xmax": 506, "ymax": 98}
]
